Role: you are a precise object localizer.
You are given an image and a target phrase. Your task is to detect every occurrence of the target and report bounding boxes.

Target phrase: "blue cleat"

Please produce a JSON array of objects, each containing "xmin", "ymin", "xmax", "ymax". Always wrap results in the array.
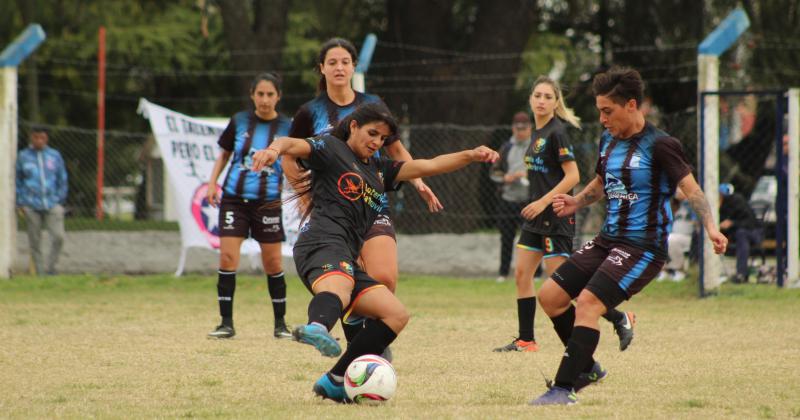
[
  {"xmin": 313, "ymin": 373, "xmax": 350, "ymax": 403},
  {"xmin": 292, "ymin": 323, "xmax": 342, "ymax": 357},
  {"xmin": 529, "ymin": 386, "xmax": 577, "ymax": 406},
  {"xmin": 574, "ymin": 362, "xmax": 608, "ymax": 392}
]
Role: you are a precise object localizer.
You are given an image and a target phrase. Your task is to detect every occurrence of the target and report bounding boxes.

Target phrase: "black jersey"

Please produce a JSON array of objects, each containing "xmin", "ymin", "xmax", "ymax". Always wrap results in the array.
[
  {"xmin": 295, "ymin": 135, "xmax": 404, "ymax": 257},
  {"xmin": 522, "ymin": 117, "xmax": 576, "ymax": 236}
]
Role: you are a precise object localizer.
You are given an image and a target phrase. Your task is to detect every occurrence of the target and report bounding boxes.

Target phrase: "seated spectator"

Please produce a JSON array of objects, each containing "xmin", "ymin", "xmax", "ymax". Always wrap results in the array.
[
  {"xmin": 718, "ymin": 183, "xmax": 760, "ymax": 284},
  {"xmin": 659, "ymin": 190, "xmax": 695, "ymax": 282}
]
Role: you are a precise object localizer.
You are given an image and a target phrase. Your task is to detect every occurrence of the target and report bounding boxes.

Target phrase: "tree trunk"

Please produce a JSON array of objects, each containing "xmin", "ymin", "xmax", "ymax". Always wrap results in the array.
[{"xmin": 218, "ymin": 0, "xmax": 290, "ymax": 104}]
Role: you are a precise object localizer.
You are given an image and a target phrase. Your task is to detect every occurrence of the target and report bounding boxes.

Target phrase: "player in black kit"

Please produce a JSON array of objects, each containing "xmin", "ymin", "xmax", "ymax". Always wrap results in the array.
[
  {"xmin": 251, "ymin": 102, "xmax": 498, "ymax": 403},
  {"xmin": 494, "ymin": 77, "xmax": 635, "ymax": 354}
]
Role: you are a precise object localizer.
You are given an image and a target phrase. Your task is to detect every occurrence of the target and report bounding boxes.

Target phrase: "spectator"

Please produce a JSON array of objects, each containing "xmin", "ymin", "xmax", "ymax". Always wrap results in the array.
[
  {"xmin": 490, "ymin": 112, "xmax": 532, "ymax": 282},
  {"xmin": 659, "ymin": 190, "xmax": 695, "ymax": 282},
  {"xmin": 16, "ymin": 127, "xmax": 68, "ymax": 275},
  {"xmin": 718, "ymin": 183, "xmax": 760, "ymax": 284}
]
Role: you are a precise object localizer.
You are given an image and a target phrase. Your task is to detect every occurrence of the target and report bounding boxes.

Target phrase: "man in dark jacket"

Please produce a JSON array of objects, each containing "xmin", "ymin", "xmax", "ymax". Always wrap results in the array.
[{"xmin": 719, "ymin": 183, "xmax": 760, "ymax": 283}]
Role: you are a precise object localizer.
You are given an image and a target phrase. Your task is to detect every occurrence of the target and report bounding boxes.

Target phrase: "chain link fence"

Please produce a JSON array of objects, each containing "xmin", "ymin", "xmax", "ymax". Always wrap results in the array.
[{"xmin": 16, "ymin": 109, "xmax": 701, "ymax": 274}]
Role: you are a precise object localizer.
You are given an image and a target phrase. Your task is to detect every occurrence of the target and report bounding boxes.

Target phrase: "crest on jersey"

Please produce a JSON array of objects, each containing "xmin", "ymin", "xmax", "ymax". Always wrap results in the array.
[
  {"xmin": 532, "ymin": 137, "xmax": 547, "ymax": 153},
  {"xmin": 337, "ymin": 172, "xmax": 365, "ymax": 201}
]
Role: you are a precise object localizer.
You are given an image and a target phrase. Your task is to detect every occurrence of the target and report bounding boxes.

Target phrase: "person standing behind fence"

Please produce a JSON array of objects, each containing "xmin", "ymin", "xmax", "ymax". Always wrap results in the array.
[
  {"xmin": 206, "ymin": 73, "xmax": 293, "ymax": 340},
  {"xmin": 16, "ymin": 126, "xmax": 68, "ymax": 276},
  {"xmin": 283, "ymin": 37, "xmax": 442, "ymax": 349},
  {"xmin": 490, "ymin": 112, "xmax": 532, "ymax": 283},
  {"xmin": 494, "ymin": 76, "xmax": 635, "ymax": 354}
]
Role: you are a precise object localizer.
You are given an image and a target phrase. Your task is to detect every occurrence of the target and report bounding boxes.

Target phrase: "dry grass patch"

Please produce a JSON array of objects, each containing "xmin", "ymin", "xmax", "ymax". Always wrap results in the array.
[{"xmin": 1, "ymin": 274, "xmax": 799, "ymax": 419}]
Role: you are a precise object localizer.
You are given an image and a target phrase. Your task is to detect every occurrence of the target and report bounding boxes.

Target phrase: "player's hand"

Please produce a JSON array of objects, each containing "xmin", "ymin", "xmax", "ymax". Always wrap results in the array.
[
  {"xmin": 708, "ymin": 229, "xmax": 728, "ymax": 254},
  {"xmin": 251, "ymin": 148, "xmax": 279, "ymax": 171},
  {"xmin": 415, "ymin": 180, "xmax": 443, "ymax": 212},
  {"xmin": 521, "ymin": 199, "xmax": 548, "ymax": 220},
  {"xmin": 472, "ymin": 146, "xmax": 499, "ymax": 163},
  {"xmin": 206, "ymin": 183, "xmax": 220, "ymax": 207},
  {"xmin": 552, "ymin": 193, "xmax": 578, "ymax": 217}
]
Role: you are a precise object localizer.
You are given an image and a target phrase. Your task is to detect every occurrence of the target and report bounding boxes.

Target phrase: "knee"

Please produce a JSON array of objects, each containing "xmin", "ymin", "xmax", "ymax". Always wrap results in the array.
[
  {"xmin": 538, "ymin": 279, "xmax": 569, "ymax": 316},
  {"xmin": 574, "ymin": 292, "xmax": 606, "ymax": 319},
  {"xmin": 263, "ymin": 256, "xmax": 283, "ymax": 274},
  {"xmin": 386, "ymin": 305, "xmax": 410, "ymax": 332},
  {"xmin": 370, "ymin": 269, "xmax": 397, "ymax": 293},
  {"xmin": 219, "ymin": 251, "xmax": 239, "ymax": 269}
]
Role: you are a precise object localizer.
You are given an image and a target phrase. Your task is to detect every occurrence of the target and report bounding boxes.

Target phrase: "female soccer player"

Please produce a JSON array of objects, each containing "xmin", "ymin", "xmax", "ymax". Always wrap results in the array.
[
  {"xmin": 206, "ymin": 73, "xmax": 293, "ymax": 340},
  {"xmin": 252, "ymin": 103, "xmax": 498, "ymax": 402},
  {"xmin": 494, "ymin": 76, "xmax": 635, "ymax": 353},
  {"xmin": 284, "ymin": 37, "xmax": 442, "ymax": 344}
]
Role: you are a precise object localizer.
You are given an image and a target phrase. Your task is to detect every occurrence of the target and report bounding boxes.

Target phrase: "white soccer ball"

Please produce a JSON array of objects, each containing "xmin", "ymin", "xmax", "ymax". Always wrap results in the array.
[{"xmin": 344, "ymin": 354, "xmax": 397, "ymax": 403}]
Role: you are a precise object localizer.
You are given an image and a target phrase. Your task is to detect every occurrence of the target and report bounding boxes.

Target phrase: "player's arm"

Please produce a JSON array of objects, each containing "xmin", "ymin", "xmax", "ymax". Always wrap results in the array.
[
  {"xmin": 552, "ymin": 175, "xmax": 604, "ymax": 217},
  {"xmin": 206, "ymin": 149, "xmax": 232, "ymax": 207},
  {"xmin": 677, "ymin": 173, "xmax": 727, "ymax": 254},
  {"xmin": 384, "ymin": 140, "xmax": 444, "ymax": 212},
  {"xmin": 251, "ymin": 137, "xmax": 312, "ymax": 171},
  {"xmin": 396, "ymin": 146, "xmax": 498, "ymax": 181},
  {"xmin": 521, "ymin": 160, "xmax": 579, "ymax": 220}
]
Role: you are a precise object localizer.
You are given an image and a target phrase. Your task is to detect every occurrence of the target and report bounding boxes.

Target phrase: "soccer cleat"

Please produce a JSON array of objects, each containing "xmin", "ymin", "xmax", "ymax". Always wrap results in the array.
[
  {"xmin": 313, "ymin": 373, "xmax": 351, "ymax": 403},
  {"xmin": 274, "ymin": 319, "xmax": 292, "ymax": 339},
  {"xmin": 613, "ymin": 311, "xmax": 636, "ymax": 351},
  {"xmin": 292, "ymin": 323, "xmax": 342, "ymax": 357},
  {"xmin": 493, "ymin": 338, "xmax": 539, "ymax": 352},
  {"xmin": 529, "ymin": 386, "xmax": 577, "ymax": 406},
  {"xmin": 573, "ymin": 362, "xmax": 608, "ymax": 392},
  {"xmin": 207, "ymin": 324, "xmax": 235, "ymax": 339}
]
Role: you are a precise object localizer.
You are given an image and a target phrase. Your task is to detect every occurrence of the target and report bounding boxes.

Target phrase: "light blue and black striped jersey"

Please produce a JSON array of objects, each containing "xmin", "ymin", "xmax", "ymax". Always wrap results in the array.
[
  {"xmin": 218, "ymin": 111, "xmax": 291, "ymax": 202},
  {"xmin": 595, "ymin": 123, "xmax": 692, "ymax": 256},
  {"xmin": 289, "ymin": 91, "xmax": 390, "ymax": 140}
]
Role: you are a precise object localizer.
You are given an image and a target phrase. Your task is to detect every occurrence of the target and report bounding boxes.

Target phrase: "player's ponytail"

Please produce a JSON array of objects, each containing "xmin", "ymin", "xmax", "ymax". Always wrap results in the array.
[{"xmin": 532, "ymin": 76, "xmax": 581, "ymax": 130}]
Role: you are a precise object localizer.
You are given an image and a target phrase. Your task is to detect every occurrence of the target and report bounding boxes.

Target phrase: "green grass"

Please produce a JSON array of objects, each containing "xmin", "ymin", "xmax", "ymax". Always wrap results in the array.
[{"xmin": 1, "ymin": 274, "xmax": 799, "ymax": 419}]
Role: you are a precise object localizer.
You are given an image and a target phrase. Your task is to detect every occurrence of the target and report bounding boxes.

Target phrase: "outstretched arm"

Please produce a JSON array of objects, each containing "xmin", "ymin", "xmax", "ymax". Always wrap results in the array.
[
  {"xmin": 677, "ymin": 173, "xmax": 727, "ymax": 254},
  {"xmin": 385, "ymin": 141, "xmax": 444, "ymax": 212},
  {"xmin": 552, "ymin": 175, "xmax": 604, "ymax": 217},
  {"xmin": 396, "ymin": 146, "xmax": 498, "ymax": 181},
  {"xmin": 251, "ymin": 136, "xmax": 312, "ymax": 171}
]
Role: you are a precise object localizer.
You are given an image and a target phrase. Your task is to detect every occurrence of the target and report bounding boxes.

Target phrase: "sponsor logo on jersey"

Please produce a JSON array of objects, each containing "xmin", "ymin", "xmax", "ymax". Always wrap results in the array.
[
  {"xmin": 629, "ymin": 152, "xmax": 641, "ymax": 168},
  {"xmin": 337, "ymin": 172, "xmax": 365, "ymax": 201},
  {"xmin": 559, "ymin": 147, "xmax": 573, "ymax": 157},
  {"xmin": 321, "ymin": 263, "xmax": 334, "ymax": 272},
  {"xmin": 339, "ymin": 261, "xmax": 354, "ymax": 276},
  {"xmin": 309, "ymin": 137, "xmax": 326, "ymax": 150},
  {"xmin": 605, "ymin": 173, "xmax": 639, "ymax": 202}
]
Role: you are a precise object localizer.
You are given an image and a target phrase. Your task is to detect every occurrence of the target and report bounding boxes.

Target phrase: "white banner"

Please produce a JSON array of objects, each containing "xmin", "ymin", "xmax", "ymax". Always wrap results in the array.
[{"xmin": 138, "ymin": 99, "xmax": 298, "ymax": 268}]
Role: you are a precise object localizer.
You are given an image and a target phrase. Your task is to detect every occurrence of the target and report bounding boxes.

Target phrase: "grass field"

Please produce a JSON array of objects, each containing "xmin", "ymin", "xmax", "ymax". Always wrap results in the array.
[{"xmin": 1, "ymin": 274, "xmax": 799, "ymax": 419}]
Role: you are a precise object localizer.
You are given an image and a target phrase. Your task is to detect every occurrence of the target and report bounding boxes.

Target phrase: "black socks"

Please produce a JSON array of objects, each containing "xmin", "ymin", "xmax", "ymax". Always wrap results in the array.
[
  {"xmin": 307, "ymin": 291, "xmax": 343, "ymax": 331},
  {"xmin": 603, "ymin": 308, "xmax": 624, "ymax": 324},
  {"xmin": 517, "ymin": 297, "xmax": 537, "ymax": 342},
  {"xmin": 554, "ymin": 326, "xmax": 600, "ymax": 389},
  {"xmin": 217, "ymin": 270, "xmax": 236, "ymax": 327},
  {"xmin": 330, "ymin": 319, "xmax": 397, "ymax": 377},
  {"xmin": 267, "ymin": 271, "xmax": 287, "ymax": 321}
]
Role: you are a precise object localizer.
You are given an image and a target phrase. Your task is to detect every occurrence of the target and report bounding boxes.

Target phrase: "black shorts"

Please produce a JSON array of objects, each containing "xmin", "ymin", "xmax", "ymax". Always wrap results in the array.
[
  {"xmin": 517, "ymin": 230, "xmax": 572, "ymax": 258},
  {"xmin": 551, "ymin": 235, "xmax": 665, "ymax": 309},
  {"xmin": 293, "ymin": 243, "xmax": 385, "ymax": 320},
  {"xmin": 218, "ymin": 198, "xmax": 285, "ymax": 243},
  {"xmin": 363, "ymin": 214, "xmax": 396, "ymax": 241}
]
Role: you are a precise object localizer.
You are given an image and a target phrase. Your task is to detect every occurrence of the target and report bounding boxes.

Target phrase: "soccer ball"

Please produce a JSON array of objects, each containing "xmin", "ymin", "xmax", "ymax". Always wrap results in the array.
[{"xmin": 344, "ymin": 354, "xmax": 397, "ymax": 403}]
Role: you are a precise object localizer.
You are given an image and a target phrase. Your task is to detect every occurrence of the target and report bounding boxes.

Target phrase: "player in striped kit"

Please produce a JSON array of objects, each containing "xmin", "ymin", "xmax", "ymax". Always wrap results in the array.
[
  {"xmin": 206, "ymin": 73, "xmax": 293, "ymax": 340},
  {"xmin": 530, "ymin": 67, "xmax": 727, "ymax": 405}
]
